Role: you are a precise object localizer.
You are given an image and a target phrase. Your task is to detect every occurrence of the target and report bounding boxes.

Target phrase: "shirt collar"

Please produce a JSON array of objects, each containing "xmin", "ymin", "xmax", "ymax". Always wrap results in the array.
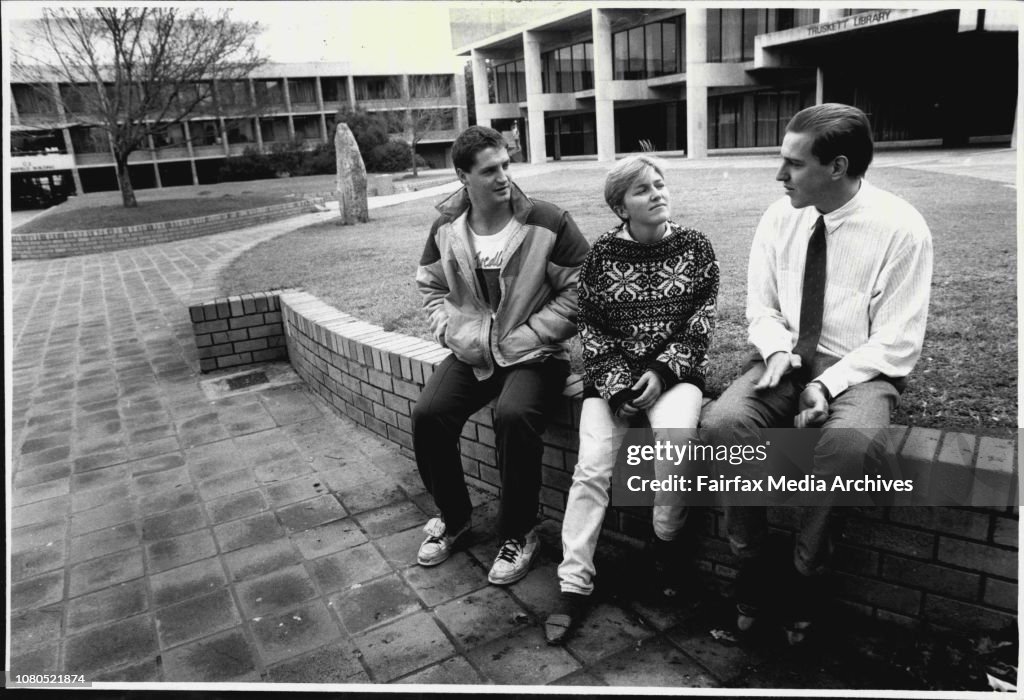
[{"xmin": 815, "ymin": 178, "xmax": 869, "ymax": 234}]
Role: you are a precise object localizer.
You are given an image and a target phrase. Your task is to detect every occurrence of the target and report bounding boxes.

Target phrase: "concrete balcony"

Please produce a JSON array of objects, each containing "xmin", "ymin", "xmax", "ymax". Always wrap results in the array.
[
  {"xmin": 193, "ymin": 145, "xmax": 227, "ymax": 158},
  {"xmin": 75, "ymin": 152, "xmax": 114, "ymax": 166},
  {"xmin": 156, "ymin": 146, "xmax": 191, "ymax": 160}
]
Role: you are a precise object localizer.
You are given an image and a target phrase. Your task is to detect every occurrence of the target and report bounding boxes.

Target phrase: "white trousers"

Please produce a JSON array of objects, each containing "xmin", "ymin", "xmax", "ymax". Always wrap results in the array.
[{"xmin": 558, "ymin": 382, "xmax": 703, "ymax": 595}]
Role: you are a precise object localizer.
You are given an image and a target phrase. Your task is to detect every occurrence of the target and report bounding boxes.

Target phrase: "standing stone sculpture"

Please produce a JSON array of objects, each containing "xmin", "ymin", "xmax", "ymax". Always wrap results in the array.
[{"xmin": 335, "ymin": 122, "xmax": 369, "ymax": 225}]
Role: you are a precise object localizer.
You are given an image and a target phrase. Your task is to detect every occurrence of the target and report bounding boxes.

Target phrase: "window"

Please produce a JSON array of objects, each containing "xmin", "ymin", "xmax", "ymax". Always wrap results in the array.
[
  {"xmin": 321, "ymin": 77, "xmax": 348, "ymax": 104},
  {"xmin": 152, "ymin": 123, "xmax": 187, "ymax": 149},
  {"xmin": 191, "ymin": 121, "xmax": 220, "ymax": 147},
  {"xmin": 707, "ymin": 9, "xmax": 814, "ymax": 63},
  {"xmin": 226, "ymin": 119, "xmax": 255, "ymax": 143},
  {"xmin": 411, "ymin": 75, "xmax": 452, "ymax": 98},
  {"xmin": 70, "ymin": 126, "xmax": 108, "ymax": 154},
  {"xmin": 708, "ymin": 87, "xmax": 813, "ymax": 149},
  {"xmin": 414, "ymin": 108, "xmax": 455, "ymax": 131},
  {"xmin": 294, "ymin": 115, "xmax": 321, "ymax": 139},
  {"xmin": 612, "ymin": 16, "xmax": 683, "ymax": 80},
  {"xmin": 13, "ymin": 84, "xmax": 59, "ymax": 115},
  {"xmin": 492, "ymin": 60, "xmax": 525, "ymax": 102},
  {"xmin": 254, "ymin": 79, "xmax": 284, "ymax": 106},
  {"xmin": 289, "ymin": 79, "xmax": 317, "ymax": 105},
  {"xmin": 217, "ymin": 81, "xmax": 251, "ymax": 110},
  {"xmin": 12, "ymin": 129, "xmax": 65, "ymax": 155},
  {"xmin": 540, "ymin": 40, "xmax": 593, "ymax": 93},
  {"xmin": 354, "ymin": 76, "xmax": 400, "ymax": 101}
]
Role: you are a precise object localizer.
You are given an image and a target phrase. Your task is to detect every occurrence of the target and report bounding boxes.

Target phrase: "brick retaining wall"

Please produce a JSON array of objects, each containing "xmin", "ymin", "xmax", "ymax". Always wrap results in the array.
[
  {"xmin": 248, "ymin": 289, "xmax": 1015, "ymax": 632},
  {"xmin": 189, "ymin": 291, "xmax": 289, "ymax": 372},
  {"xmin": 12, "ymin": 199, "xmax": 324, "ymax": 260}
]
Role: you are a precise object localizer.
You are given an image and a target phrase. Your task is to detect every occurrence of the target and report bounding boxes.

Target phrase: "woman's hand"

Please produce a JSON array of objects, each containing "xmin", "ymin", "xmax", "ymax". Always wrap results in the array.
[{"xmin": 630, "ymin": 371, "xmax": 664, "ymax": 411}]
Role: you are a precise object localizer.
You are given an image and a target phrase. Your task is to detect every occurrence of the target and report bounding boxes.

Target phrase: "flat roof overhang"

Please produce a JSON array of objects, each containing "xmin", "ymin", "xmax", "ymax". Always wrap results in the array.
[{"xmin": 754, "ymin": 8, "xmax": 958, "ymax": 69}]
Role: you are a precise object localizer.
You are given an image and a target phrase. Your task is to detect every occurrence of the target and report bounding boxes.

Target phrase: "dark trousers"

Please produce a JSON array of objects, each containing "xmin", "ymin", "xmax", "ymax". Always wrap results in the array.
[
  {"xmin": 701, "ymin": 353, "xmax": 899, "ymax": 576},
  {"xmin": 412, "ymin": 354, "xmax": 569, "ymax": 539}
]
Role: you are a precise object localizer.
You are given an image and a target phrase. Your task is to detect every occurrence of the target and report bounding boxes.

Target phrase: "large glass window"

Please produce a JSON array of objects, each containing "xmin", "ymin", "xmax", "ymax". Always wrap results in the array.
[
  {"xmin": 541, "ymin": 40, "xmax": 594, "ymax": 93},
  {"xmin": 612, "ymin": 15, "xmax": 684, "ymax": 80},
  {"xmin": 492, "ymin": 60, "xmax": 525, "ymax": 102},
  {"xmin": 708, "ymin": 9, "xmax": 817, "ymax": 63},
  {"xmin": 708, "ymin": 87, "xmax": 814, "ymax": 148}
]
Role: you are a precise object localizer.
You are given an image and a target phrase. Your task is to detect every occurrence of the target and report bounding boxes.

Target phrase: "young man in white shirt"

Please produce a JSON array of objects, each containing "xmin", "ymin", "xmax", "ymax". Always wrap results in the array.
[
  {"xmin": 414, "ymin": 126, "xmax": 590, "ymax": 585},
  {"xmin": 702, "ymin": 103, "xmax": 933, "ymax": 644}
]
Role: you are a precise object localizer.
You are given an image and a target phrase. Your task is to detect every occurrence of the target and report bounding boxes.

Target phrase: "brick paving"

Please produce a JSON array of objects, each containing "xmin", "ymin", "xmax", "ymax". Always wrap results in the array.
[{"xmin": 8, "ymin": 159, "xmax": 1009, "ymax": 689}]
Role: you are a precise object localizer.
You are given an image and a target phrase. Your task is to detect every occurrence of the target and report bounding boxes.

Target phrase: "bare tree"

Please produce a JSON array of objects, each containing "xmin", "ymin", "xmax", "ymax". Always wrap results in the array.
[
  {"xmin": 17, "ymin": 8, "xmax": 265, "ymax": 207},
  {"xmin": 389, "ymin": 75, "xmax": 457, "ymax": 177}
]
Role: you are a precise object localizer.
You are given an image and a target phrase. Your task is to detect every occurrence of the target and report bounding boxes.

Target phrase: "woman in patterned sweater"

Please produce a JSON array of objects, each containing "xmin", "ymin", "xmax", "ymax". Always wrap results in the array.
[{"xmin": 545, "ymin": 155, "xmax": 719, "ymax": 645}]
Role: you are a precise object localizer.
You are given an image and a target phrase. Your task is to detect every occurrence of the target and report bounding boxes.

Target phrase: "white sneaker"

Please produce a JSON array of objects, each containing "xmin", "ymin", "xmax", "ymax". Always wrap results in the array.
[
  {"xmin": 488, "ymin": 528, "xmax": 539, "ymax": 585},
  {"xmin": 417, "ymin": 517, "xmax": 470, "ymax": 567}
]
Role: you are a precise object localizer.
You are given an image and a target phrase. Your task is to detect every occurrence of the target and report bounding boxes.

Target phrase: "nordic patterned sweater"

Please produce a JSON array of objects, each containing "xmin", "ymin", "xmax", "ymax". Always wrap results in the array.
[{"xmin": 579, "ymin": 220, "xmax": 719, "ymax": 414}]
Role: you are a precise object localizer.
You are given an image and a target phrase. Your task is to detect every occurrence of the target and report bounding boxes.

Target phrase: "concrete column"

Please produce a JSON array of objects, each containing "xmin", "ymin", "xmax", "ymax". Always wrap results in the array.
[
  {"xmin": 10, "ymin": 85, "xmax": 19, "ymax": 125},
  {"xmin": 61, "ymin": 127, "xmax": 84, "ymax": 194},
  {"xmin": 282, "ymin": 78, "xmax": 296, "ymax": 140},
  {"xmin": 592, "ymin": 8, "xmax": 616, "ymax": 162},
  {"xmin": 685, "ymin": 8, "xmax": 709, "ymax": 158},
  {"xmin": 523, "ymin": 31, "xmax": 547, "ymax": 164},
  {"xmin": 147, "ymin": 133, "xmax": 163, "ymax": 188},
  {"xmin": 315, "ymin": 76, "xmax": 328, "ymax": 141},
  {"xmin": 400, "ymin": 74, "xmax": 413, "ymax": 142},
  {"xmin": 182, "ymin": 121, "xmax": 199, "ymax": 185},
  {"xmin": 453, "ymin": 69, "xmax": 469, "ymax": 131},
  {"xmin": 470, "ymin": 49, "xmax": 492, "ymax": 128},
  {"xmin": 816, "ymin": 67, "xmax": 825, "ymax": 104},
  {"xmin": 219, "ymin": 116, "xmax": 230, "ymax": 156},
  {"xmin": 347, "ymin": 75, "xmax": 356, "ymax": 109}
]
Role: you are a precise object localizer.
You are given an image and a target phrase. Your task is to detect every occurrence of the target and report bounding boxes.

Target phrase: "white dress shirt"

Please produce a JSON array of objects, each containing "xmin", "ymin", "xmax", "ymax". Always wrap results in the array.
[{"xmin": 747, "ymin": 179, "xmax": 933, "ymax": 398}]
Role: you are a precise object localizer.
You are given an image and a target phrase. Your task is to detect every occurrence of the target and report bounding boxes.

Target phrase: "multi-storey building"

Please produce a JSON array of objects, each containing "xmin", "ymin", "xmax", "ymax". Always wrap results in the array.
[
  {"xmin": 9, "ymin": 60, "xmax": 468, "ymax": 206},
  {"xmin": 455, "ymin": 5, "xmax": 1018, "ymax": 162}
]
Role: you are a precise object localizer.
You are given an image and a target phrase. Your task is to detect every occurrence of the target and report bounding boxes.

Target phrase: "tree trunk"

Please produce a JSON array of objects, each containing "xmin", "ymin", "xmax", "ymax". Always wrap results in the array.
[
  {"xmin": 115, "ymin": 156, "xmax": 138, "ymax": 208},
  {"xmin": 411, "ymin": 139, "xmax": 419, "ymax": 177}
]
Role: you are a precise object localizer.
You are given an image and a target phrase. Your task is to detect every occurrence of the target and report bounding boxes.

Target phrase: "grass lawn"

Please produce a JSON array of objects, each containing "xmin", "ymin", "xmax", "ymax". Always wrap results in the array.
[
  {"xmin": 218, "ymin": 164, "xmax": 1017, "ymax": 437},
  {"xmin": 12, "ymin": 169, "xmax": 455, "ymax": 234},
  {"xmin": 13, "ymin": 194, "xmax": 294, "ymax": 234}
]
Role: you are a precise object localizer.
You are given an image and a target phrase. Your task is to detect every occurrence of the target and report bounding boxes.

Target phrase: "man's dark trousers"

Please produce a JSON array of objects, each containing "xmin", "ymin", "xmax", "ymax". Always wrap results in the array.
[{"xmin": 412, "ymin": 354, "xmax": 570, "ymax": 539}]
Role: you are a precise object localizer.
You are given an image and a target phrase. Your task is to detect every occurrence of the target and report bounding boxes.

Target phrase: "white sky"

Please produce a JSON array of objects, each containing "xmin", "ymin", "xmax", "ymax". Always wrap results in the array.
[{"xmin": 4, "ymin": 1, "xmax": 463, "ymax": 70}]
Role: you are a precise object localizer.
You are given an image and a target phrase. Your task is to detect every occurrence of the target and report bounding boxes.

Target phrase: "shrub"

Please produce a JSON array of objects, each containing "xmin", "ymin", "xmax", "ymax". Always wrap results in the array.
[
  {"xmin": 335, "ymin": 108, "xmax": 390, "ymax": 160},
  {"xmin": 218, "ymin": 146, "xmax": 276, "ymax": 182},
  {"xmin": 367, "ymin": 140, "xmax": 429, "ymax": 173},
  {"xmin": 296, "ymin": 142, "xmax": 336, "ymax": 176}
]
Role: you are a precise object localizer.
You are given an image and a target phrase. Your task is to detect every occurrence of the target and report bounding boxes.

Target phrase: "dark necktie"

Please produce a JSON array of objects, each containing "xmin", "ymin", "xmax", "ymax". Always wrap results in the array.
[{"xmin": 793, "ymin": 215, "xmax": 827, "ymax": 379}]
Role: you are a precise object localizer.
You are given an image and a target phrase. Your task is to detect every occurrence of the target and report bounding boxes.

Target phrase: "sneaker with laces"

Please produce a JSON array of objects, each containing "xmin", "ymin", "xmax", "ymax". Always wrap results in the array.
[
  {"xmin": 487, "ymin": 528, "xmax": 539, "ymax": 585},
  {"xmin": 417, "ymin": 517, "xmax": 470, "ymax": 567}
]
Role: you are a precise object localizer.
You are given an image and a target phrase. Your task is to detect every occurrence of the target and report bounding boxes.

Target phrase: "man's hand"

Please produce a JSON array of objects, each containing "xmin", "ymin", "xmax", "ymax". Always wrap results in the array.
[
  {"xmin": 630, "ymin": 371, "xmax": 664, "ymax": 411},
  {"xmin": 432, "ymin": 318, "xmax": 449, "ymax": 348},
  {"xmin": 795, "ymin": 383, "xmax": 829, "ymax": 428},
  {"xmin": 616, "ymin": 401, "xmax": 640, "ymax": 419},
  {"xmin": 754, "ymin": 351, "xmax": 798, "ymax": 391}
]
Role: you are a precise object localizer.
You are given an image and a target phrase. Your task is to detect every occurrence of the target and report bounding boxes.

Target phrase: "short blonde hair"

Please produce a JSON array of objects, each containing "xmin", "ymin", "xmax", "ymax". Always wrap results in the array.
[{"xmin": 603, "ymin": 155, "xmax": 668, "ymax": 219}]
